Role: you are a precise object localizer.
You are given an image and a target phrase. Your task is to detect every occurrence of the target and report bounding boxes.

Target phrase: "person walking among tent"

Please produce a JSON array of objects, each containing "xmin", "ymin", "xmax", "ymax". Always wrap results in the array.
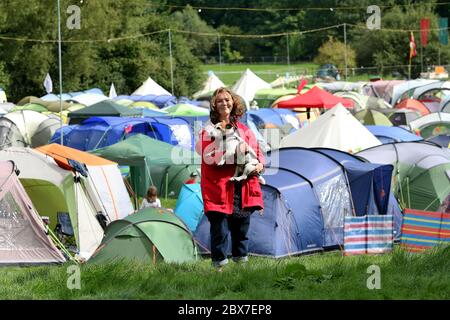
[
  {"xmin": 184, "ymin": 171, "xmax": 199, "ymax": 184},
  {"xmin": 195, "ymin": 87, "xmax": 264, "ymax": 270},
  {"xmin": 140, "ymin": 185, "xmax": 161, "ymax": 209}
]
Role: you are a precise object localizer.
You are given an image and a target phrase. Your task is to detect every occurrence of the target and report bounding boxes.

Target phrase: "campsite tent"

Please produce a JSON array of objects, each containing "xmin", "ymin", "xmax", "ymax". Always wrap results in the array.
[
  {"xmin": 390, "ymin": 79, "xmax": 439, "ymax": 106},
  {"xmin": 365, "ymin": 125, "xmax": 423, "ymax": 144},
  {"xmin": 363, "ymin": 80, "xmax": 404, "ymax": 103},
  {"xmin": 232, "ymin": 69, "xmax": 271, "ymax": 103},
  {"xmin": 68, "ymin": 93, "xmax": 109, "ymax": 107},
  {"xmin": 426, "ymin": 134, "xmax": 450, "ymax": 148},
  {"xmin": 277, "ymin": 86, "xmax": 354, "ymax": 109},
  {"xmin": 89, "ymin": 207, "xmax": 198, "ymax": 264},
  {"xmin": 395, "ymin": 99, "xmax": 430, "ymax": 116},
  {"xmin": 30, "ymin": 117, "xmax": 61, "ymax": 147},
  {"xmin": 247, "ymin": 108, "xmax": 300, "ymax": 130},
  {"xmin": 0, "ymin": 110, "xmax": 60, "ymax": 148},
  {"xmin": 174, "ymin": 183, "xmax": 203, "ymax": 232},
  {"xmin": 0, "ymin": 147, "xmax": 105, "ymax": 260},
  {"xmin": 357, "ymin": 141, "xmax": 450, "ymax": 211},
  {"xmin": 52, "ymin": 116, "xmax": 194, "ymax": 151},
  {"xmin": 386, "ymin": 109, "xmax": 421, "ymax": 126},
  {"xmin": 0, "ymin": 160, "xmax": 66, "ymax": 265},
  {"xmin": 408, "ymin": 112, "xmax": 450, "ymax": 139},
  {"xmin": 91, "ymin": 134, "xmax": 200, "ymax": 201},
  {"xmin": 311, "ymin": 148, "xmax": 403, "ymax": 237},
  {"xmin": 192, "ymin": 71, "xmax": 225, "ymax": 99},
  {"xmin": 162, "ymin": 103, "xmax": 210, "ymax": 116},
  {"xmin": 320, "ymin": 81, "xmax": 366, "ymax": 93},
  {"xmin": 67, "ymin": 100, "xmax": 142, "ymax": 124},
  {"xmin": 334, "ymin": 91, "xmax": 391, "ymax": 112},
  {"xmin": 281, "ymin": 104, "xmax": 382, "ymax": 153},
  {"xmin": 354, "ymin": 109, "xmax": 392, "ymax": 126},
  {"xmin": 0, "ymin": 117, "xmax": 26, "ymax": 149},
  {"xmin": 253, "ymin": 88, "xmax": 298, "ymax": 108},
  {"xmin": 36, "ymin": 144, "xmax": 134, "ymax": 221},
  {"xmin": 132, "ymin": 77, "xmax": 172, "ymax": 96},
  {"xmin": 194, "ymin": 165, "xmax": 328, "ymax": 257}
]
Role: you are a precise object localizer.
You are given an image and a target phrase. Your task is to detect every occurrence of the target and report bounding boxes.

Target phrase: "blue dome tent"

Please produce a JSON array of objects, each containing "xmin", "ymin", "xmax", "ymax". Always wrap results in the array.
[
  {"xmin": 51, "ymin": 116, "xmax": 194, "ymax": 151},
  {"xmin": 365, "ymin": 125, "xmax": 423, "ymax": 144}
]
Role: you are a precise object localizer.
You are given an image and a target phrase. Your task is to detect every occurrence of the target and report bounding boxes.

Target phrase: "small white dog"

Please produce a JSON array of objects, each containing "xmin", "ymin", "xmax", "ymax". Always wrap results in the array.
[{"xmin": 205, "ymin": 122, "xmax": 265, "ymax": 184}]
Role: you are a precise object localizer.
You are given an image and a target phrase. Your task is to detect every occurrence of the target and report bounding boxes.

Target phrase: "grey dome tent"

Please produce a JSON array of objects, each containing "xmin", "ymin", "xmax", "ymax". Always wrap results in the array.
[{"xmin": 0, "ymin": 160, "xmax": 66, "ymax": 265}]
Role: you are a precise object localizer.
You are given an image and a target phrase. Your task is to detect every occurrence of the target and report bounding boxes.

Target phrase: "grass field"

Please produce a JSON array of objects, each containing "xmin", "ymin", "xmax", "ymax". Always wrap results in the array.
[
  {"xmin": 0, "ymin": 245, "xmax": 448, "ymax": 300},
  {"xmin": 200, "ymin": 63, "xmax": 319, "ymax": 86},
  {"xmin": 200, "ymin": 63, "xmax": 384, "ymax": 86}
]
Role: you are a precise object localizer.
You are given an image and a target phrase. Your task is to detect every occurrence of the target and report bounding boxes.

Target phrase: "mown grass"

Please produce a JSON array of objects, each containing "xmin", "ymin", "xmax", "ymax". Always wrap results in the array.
[
  {"xmin": 200, "ymin": 63, "xmax": 392, "ymax": 86},
  {"xmin": 0, "ymin": 245, "xmax": 448, "ymax": 300},
  {"xmin": 200, "ymin": 63, "xmax": 319, "ymax": 86}
]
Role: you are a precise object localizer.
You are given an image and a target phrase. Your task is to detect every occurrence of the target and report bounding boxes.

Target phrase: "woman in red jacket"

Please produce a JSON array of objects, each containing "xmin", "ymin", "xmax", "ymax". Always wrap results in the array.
[{"xmin": 196, "ymin": 87, "xmax": 264, "ymax": 269}]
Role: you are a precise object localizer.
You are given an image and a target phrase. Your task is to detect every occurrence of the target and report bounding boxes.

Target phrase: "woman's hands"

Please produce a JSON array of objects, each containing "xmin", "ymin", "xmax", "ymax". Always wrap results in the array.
[{"xmin": 251, "ymin": 162, "xmax": 264, "ymax": 176}]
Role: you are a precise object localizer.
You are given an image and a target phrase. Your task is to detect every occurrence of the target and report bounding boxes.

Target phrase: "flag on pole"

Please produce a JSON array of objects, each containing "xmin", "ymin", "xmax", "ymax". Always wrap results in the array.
[
  {"xmin": 109, "ymin": 83, "xmax": 117, "ymax": 98},
  {"xmin": 420, "ymin": 18, "xmax": 430, "ymax": 47},
  {"xmin": 409, "ymin": 32, "xmax": 417, "ymax": 60},
  {"xmin": 43, "ymin": 73, "xmax": 53, "ymax": 94}
]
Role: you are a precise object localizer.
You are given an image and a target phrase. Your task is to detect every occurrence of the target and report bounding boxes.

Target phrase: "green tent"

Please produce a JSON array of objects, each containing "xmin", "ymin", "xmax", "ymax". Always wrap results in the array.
[
  {"xmin": 163, "ymin": 103, "xmax": 209, "ymax": 116},
  {"xmin": 11, "ymin": 103, "xmax": 48, "ymax": 113},
  {"xmin": 354, "ymin": 109, "xmax": 393, "ymax": 126},
  {"xmin": 130, "ymin": 101, "xmax": 160, "ymax": 110},
  {"xmin": 68, "ymin": 100, "xmax": 142, "ymax": 124},
  {"xmin": 253, "ymin": 88, "xmax": 298, "ymax": 108},
  {"xmin": 89, "ymin": 207, "xmax": 198, "ymax": 264},
  {"xmin": 91, "ymin": 134, "xmax": 200, "ymax": 202},
  {"xmin": 254, "ymin": 85, "xmax": 319, "ymax": 108}
]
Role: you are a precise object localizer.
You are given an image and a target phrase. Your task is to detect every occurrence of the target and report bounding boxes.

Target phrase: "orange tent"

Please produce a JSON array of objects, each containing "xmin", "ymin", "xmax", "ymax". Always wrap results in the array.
[
  {"xmin": 36, "ymin": 143, "xmax": 116, "ymax": 171},
  {"xmin": 395, "ymin": 99, "xmax": 430, "ymax": 116},
  {"xmin": 35, "ymin": 143, "xmax": 134, "ymax": 222}
]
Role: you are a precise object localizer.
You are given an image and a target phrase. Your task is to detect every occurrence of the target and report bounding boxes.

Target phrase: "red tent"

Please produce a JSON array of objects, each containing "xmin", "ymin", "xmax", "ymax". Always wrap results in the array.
[
  {"xmin": 395, "ymin": 98, "xmax": 430, "ymax": 116},
  {"xmin": 277, "ymin": 86, "xmax": 354, "ymax": 109}
]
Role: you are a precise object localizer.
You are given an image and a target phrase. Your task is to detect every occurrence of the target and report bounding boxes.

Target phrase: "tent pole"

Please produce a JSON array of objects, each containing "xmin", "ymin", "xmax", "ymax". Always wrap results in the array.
[
  {"xmin": 168, "ymin": 29, "xmax": 174, "ymax": 96},
  {"xmin": 286, "ymin": 33, "xmax": 290, "ymax": 70},
  {"xmin": 217, "ymin": 33, "xmax": 222, "ymax": 68},
  {"xmin": 344, "ymin": 23, "xmax": 348, "ymax": 81},
  {"xmin": 406, "ymin": 176, "xmax": 411, "ymax": 209},
  {"xmin": 57, "ymin": 0, "xmax": 64, "ymax": 145},
  {"xmin": 165, "ymin": 172, "xmax": 169, "ymax": 200}
]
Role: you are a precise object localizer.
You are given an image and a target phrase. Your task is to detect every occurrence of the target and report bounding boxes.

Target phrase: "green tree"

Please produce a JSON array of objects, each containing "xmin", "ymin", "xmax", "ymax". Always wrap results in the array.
[
  {"xmin": 0, "ymin": 0, "xmax": 202, "ymax": 101},
  {"xmin": 314, "ymin": 37, "xmax": 356, "ymax": 70},
  {"xmin": 351, "ymin": 0, "xmax": 449, "ymax": 78},
  {"xmin": 171, "ymin": 5, "xmax": 217, "ymax": 60}
]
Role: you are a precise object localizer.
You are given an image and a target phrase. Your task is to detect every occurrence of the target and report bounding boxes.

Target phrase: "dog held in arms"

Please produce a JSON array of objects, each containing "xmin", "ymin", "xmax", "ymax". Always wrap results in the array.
[{"xmin": 205, "ymin": 121, "xmax": 265, "ymax": 184}]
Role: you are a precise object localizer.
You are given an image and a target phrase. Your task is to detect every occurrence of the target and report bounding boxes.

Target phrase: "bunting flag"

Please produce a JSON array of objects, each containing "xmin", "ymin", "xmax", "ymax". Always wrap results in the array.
[
  {"xmin": 409, "ymin": 32, "xmax": 417, "ymax": 60},
  {"xmin": 439, "ymin": 17, "xmax": 448, "ymax": 45},
  {"xmin": 344, "ymin": 215, "xmax": 394, "ymax": 256},
  {"xmin": 400, "ymin": 208, "xmax": 450, "ymax": 253},
  {"xmin": 420, "ymin": 18, "xmax": 430, "ymax": 47},
  {"xmin": 43, "ymin": 73, "xmax": 53, "ymax": 94}
]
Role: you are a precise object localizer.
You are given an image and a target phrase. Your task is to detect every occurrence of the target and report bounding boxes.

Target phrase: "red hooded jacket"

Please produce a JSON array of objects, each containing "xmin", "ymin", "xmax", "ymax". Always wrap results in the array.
[{"xmin": 195, "ymin": 121, "xmax": 265, "ymax": 215}]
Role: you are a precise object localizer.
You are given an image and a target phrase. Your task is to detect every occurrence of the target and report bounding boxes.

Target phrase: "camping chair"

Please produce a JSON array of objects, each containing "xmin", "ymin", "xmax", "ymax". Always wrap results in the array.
[{"xmin": 54, "ymin": 212, "xmax": 77, "ymax": 254}]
